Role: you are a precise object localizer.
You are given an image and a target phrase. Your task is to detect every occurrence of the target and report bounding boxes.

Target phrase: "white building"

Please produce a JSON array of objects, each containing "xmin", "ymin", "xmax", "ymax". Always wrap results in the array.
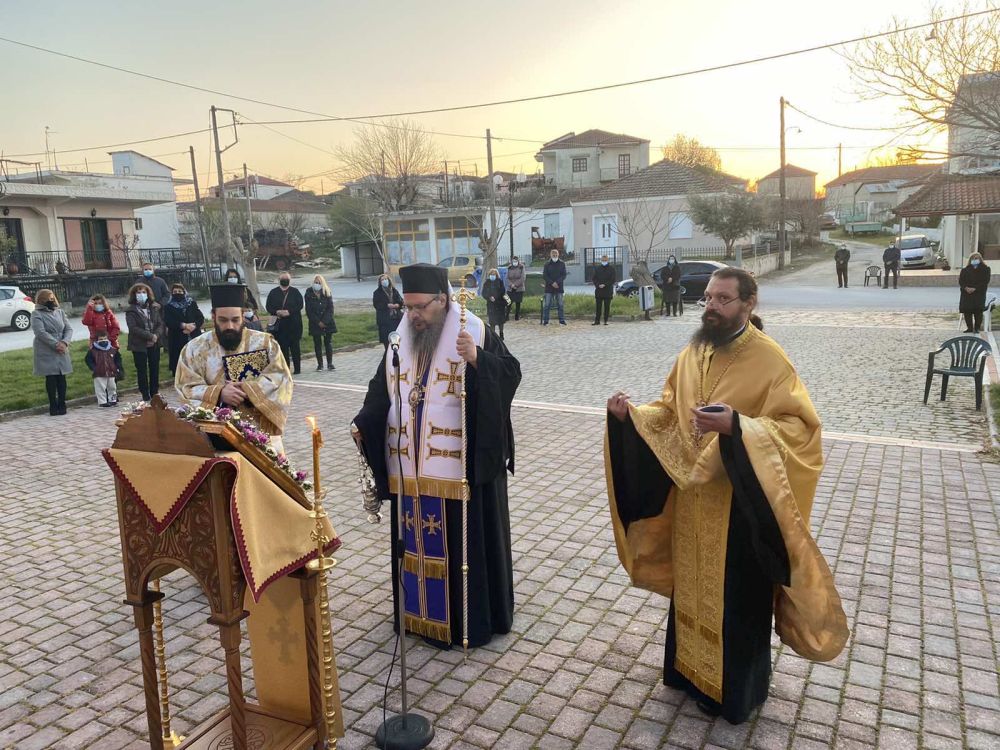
[
  {"xmin": 823, "ymin": 164, "xmax": 941, "ymax": 223},
  {"xmin": 535, "ymin": 130, "xmax": 650, "ymax": 189},
  {"xmin": 213, "ymin": 174, "xmax": 295, "ymax": 201},
  {"xmin": 756, "ymin": 164, "xmax": 817, "ymax": 200},
  {"xmin": 110, "ymin": 151, "xmax": 180, "ymax": 250}
]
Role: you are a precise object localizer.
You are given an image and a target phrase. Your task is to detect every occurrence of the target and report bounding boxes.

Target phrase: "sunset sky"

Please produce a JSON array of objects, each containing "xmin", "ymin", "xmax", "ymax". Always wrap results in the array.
[{"xmin": 1, "ymin": 0, "xmax": 962, "ymax": 196}]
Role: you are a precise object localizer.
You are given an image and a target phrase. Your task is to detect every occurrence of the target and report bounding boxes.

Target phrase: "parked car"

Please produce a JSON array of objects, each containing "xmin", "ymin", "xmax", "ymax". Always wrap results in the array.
[
  {"xmin": 616, "ymin": 260, "xmax": 729, "ymax": 300},
  {"xmin": 820, "ymin": 212, "xmax": 839, "ymax": 230},
  {"xmin": 897, "ymin": 234, "xmax": 938, "ymax": 269},
  {"xmin": 437, "ymin": 254, "xmax": 483, "ymax": 286},
  {"xmin": 0, "ymin": 285, "xmax": 34, "ymax": 331}
]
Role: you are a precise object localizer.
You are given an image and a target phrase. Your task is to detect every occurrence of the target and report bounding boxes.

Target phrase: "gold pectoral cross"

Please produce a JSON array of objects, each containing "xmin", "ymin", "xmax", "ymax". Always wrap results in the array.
[
  {"xmin": 404, "ymin": 510, "xmax": 415, "ymax": 531},
  {"xmin": 435, "ymin": 360, "xmax": 463, "ymax": 398}
]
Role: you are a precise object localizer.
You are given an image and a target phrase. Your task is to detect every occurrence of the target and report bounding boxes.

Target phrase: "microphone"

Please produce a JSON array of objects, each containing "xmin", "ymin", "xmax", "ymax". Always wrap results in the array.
[{"xmin": 388, "ymin": 331, "xmax": 401, "ymax": 351}]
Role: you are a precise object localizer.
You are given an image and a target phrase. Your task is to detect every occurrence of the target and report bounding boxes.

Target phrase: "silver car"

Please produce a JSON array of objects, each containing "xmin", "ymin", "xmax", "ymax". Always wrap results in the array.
[
  {"xmin": 898, "ymin": 234, "xmax": 937, "ymax": 269},
  {"xmin": 0, "ymin": 285, "xmax": 33, "ymax": 331}
]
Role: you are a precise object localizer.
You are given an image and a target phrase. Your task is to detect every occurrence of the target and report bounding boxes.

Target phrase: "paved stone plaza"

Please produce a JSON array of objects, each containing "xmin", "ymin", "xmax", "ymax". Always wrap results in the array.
[{"xmin": 2, "ymin": 309, "xmax": 999, "ymax": 749}]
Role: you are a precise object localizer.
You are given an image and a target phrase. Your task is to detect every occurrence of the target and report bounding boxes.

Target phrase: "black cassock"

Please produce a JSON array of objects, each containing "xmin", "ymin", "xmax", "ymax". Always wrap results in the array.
[
  {"xmin": 607, "ymin": 412, "xmax": 791, "ymax": 724},
  {"xmin": 353, "ymin": 328, "xmax": 520, "ymax": 647}
]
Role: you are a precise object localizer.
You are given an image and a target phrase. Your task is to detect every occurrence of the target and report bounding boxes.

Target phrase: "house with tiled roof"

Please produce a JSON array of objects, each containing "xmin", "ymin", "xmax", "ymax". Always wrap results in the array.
[
  {"xmin": 823, "ymin": 164, "xmax": 941, "ymax": 223},
  {"xmin": 213, "ymin": 174, "xmax": 295, "ymax": 201},
  {"xmin": 565, "ymin": 159, "xmax": 748, "ymax": 283},
  {"xmin": 895, "ymin": 172, "xmax": 1000, "ymax": 267},
  {"xmin": 535, "ymin": 129, "xmax": 650, "ymax": 189},
  {"xmin": 756, "ymin": 164, "xmax": 817, "ymax": 200}
]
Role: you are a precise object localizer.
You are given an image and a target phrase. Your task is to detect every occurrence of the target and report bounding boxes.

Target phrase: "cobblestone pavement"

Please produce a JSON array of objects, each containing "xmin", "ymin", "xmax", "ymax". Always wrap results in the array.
[{"xmin": 2, "ymin": 310, "xmax": 998, "ymax": 749}]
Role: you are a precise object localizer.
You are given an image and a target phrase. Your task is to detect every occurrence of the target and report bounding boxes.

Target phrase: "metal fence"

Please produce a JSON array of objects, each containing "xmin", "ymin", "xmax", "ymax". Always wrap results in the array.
[
  {"xmin": 582, "ymin": 246, "xmax": 628, "ymax": 282},
  {"xmin": 4, "ymin": 247, "xmax": 197, "ymax": 276},
  {"xmin": 0, "ymin": 267, "xmax": 211, "ymax": 307}
]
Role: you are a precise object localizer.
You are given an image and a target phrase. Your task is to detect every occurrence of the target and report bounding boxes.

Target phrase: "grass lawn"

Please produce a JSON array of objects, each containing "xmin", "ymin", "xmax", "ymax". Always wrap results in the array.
[{"xmin": 991, "ymin": 383, "xmax": 1000, "ymax": 435}]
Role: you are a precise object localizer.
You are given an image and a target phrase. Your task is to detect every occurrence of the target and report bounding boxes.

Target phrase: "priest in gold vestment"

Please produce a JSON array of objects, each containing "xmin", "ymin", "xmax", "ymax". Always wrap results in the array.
[
  {"xmin": 175, "ymin": 283, "xmax": 292, "ymax": 437},
  {"xmin": 605, "ymin": 268, "xmax": 848, "ymax": 724}
]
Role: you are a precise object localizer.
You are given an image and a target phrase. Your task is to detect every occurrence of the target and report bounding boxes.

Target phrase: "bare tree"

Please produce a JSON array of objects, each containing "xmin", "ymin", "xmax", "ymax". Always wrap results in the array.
[
  {"xmin": 662, "ymin": 135, "xmax": 723, "ymax": 172},
  {"xmin": 269, "ymin": 211, "xmax": 309, "ymax": 238},
  {"xmin": 328, "ymin": 196, "xmax": 387, "ymax": 268},
  {"xmin": 336, "ymin": 118, "xmax": 442, "ymax": 212},
  {"xmin": 845, "ymin": 2, "xmax": 1000, "ymax": 167}
]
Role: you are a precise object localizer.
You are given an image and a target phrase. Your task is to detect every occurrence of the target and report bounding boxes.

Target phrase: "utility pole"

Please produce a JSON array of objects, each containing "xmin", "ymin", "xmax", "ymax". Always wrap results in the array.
[
  {"xmin": 486, "ymin": 129, "xmax": 498, "ymax": 271},
  {"xmin": 778, "ymin": 97, "xmax": 787, "ymax": 270},
  {"xmin": 508, "ymin": 184, "xmax": 515, "ymax": 261},
  {"xmin": 189, "ymin": 146, "xmax": 211, "ymax": 284},
  {"xmin": 443, "ymin": 160, "xmax": 449, "ymax": 206},
  {"xmin": 838, "ymin": 143, "xmax": 843, "ymax": 177},
  {"xmin": 211, "ymin": 105, "xmax": 235, "ymax": 265},
  {"xmin": 243, "ymin": 163, "xmax": 254, "ymax": 248}
]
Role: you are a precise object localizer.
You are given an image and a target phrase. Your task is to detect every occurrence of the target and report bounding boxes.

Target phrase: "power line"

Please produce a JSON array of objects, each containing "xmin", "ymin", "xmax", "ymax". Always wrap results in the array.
[
  {"xmin": 784, "ymin": 102, "xmax": 903, "ymax": 132},
  {"xmin": 4, "ymin": 127, "xmax": 212, "ymax": 159},
  {"xmin": 1, "ymin": 7, "xmax": 995, "ymax": 125}
]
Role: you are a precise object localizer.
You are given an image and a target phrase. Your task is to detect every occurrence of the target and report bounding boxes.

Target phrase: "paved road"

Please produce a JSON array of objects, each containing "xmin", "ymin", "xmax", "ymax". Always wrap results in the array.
[{"xmin": 2, "ymin": 309, "xmax": 998, "ymax": 749}]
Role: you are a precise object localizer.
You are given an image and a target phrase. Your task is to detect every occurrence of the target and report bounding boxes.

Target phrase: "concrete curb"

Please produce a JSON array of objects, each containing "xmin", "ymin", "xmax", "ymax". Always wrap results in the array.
[{"xmin": 0, "ymin": 381, "xmax": 175, "ymax": 423}]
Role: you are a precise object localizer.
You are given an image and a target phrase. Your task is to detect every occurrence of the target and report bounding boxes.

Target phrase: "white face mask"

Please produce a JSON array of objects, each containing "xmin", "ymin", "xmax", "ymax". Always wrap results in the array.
[
  {"xmin": 381, "ymin": 279, "xmax": 390, "ymax": 288},
  {"xmin": 488, "ymin": 274, "xmax": 497, "ymax": 281},
  {"xmin": 971, "ymin": 259, "xmax": 981, "ymax": 267},
  {"xmin": 312, "ymin": 283, "xmax": 322, "ymax": 291},
  {"xmin": 551, "ymin": 256, "xmax": 558, "ymax": 262},
  {"xmin": 601, "ymin": 261, "xmax": 609, "ymax": 266},
  {"xmin": 227, "ymin": 277, "xmax": 239, "ymax": 284},
  {"xmin": 511, "ymin": 260, "xmax": 519, "ymax": 266},
  {"xmin": 244, "ymin": 310, "xmax": 254, "ymax": 320},
  {"xmin": 136, "ymin": 293, "xmax": 148, "ymax": 304}
]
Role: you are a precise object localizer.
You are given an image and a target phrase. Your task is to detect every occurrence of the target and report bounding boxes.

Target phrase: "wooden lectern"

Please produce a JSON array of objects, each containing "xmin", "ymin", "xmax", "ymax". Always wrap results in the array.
[{"xmin": 108, "ymin": 398, "xmax": 327, "ymax": 750}]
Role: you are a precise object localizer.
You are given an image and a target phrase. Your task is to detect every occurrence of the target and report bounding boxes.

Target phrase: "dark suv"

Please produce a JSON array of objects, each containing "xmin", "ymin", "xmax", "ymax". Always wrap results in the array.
[{"xmin": 615, "ymin": 260, "xmax": 728, "ymax": 300}]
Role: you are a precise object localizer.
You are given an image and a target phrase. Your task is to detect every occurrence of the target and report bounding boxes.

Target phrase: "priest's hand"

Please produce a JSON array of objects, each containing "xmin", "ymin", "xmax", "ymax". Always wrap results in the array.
[
  {"xmin": 457, "ymin": 330, "xmax": 478, "ymax": 367},
  {"xmin": 607, "ymin": 391, "xmax": 631, "ymax": 422},
  {"xmin": 691, "ymin": 403, "xmax": 734, "ymax": 436},
  {"xmin": 221, "ymin": 382, "xmax": 247, "ymax": 407}
]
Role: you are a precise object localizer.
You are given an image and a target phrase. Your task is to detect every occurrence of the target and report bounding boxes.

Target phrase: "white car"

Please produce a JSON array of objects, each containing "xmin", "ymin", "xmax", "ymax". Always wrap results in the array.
[
  {"xmin": 898, "ymin": 234, "xmax": 938, "ymax": 269},
  {"xmin": 0, "ymin": 285, "xmax": 33, "ymax": 331}
]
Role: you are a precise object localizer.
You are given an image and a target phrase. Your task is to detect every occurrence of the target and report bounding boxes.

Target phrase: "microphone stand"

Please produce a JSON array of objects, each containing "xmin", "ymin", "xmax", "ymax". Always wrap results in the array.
[{"xmin": 376, "ymin": 338, "xmax": 433, "ymax": 750}]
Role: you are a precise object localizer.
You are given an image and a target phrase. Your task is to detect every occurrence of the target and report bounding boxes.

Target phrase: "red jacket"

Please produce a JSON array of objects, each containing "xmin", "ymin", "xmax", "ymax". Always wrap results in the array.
[{"xmin": 82, "ymin": 304, "xmax": 122, "ymax": 349}]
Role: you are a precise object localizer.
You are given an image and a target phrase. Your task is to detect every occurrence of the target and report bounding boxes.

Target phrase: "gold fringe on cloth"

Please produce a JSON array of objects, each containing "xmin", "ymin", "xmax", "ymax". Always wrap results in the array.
[
  {"xmin": 389, "ymin": 475, "xmax": 467, "ymax": 502},
  {"xmin": 404, "ymin": 614, "xmax": 451, "ymax": 642},
  {"xmin": 402, "ymin": 554, "xmax": 446, "ymax": 580}
]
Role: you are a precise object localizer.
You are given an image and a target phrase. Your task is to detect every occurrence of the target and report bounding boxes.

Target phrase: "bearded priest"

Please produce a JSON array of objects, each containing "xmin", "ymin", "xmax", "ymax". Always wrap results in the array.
[
  {"xmin": 175, "ymin": 283, "xmax": 292, "ymax": 439},
  {"xmin": 605, "ymin": 267, "xmax": 848, "ymax": 724},
  {"xmin": 353, "ymin": 263, "xmax": 521, "ymax": 648}
]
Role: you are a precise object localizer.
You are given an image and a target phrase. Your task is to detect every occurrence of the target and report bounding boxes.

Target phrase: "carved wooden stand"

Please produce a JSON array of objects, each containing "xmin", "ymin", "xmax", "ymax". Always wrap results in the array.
[{"xmin": 111, "ymin": 399, "xmax": 325, "ymax": 750}]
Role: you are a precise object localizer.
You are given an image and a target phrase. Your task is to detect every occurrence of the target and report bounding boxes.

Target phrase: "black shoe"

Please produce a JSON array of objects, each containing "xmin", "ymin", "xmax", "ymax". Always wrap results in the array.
[
  {"xmin": 56, "ymin": 406, "xmax": 67, "ymax": 416},
  {"xmin": 327, "ymin": 363, "xmax": 335, "ymax": 370},
  {"xmin": 696, "ymin": 700, "xmax": 721, "ymax": 717},
  {"xmin": 592, "ymin": 321, "xmax": 600, "ymax": 326},
  {"xmin": 603, "ymin": 321, "xmax": 608, "ymax": 325},
  {"xmin": 964, "ymin": 329, "xmax": 974, "ymax": 333},
  {"xmin": 316, "ymin": 364, "xmax": 324, "ymax": 371},
  {"xmin": 559, "ymin": 321, "xmax": 567, "ymax": 326},
  {"xmin": 293, "ymin": 369, "xmax": 301, "ymax": 375},
  {"xmin": 838, "ymin": 285, "xmax": 842, "ymax": 288}
]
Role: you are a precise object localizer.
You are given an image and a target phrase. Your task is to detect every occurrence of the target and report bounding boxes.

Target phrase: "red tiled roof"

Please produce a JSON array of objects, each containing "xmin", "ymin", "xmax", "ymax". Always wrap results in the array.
[
  {"xmin": 574, "ymin": 159, "xmax": 746, "ymax": 203},
  {"xmin": 894, "ymin": 172, "xmax": 1000, "ymax": 216},
  {"xmin": 758, "ymin": 164, "xmax": 817, "ymax": 181},
  {"xmin": 824, "ymin": 164, "xmax": 940, "ymax": 188},
  {"xmin": 538, "ymin": 129, "xmax": 649, "ymax": 150},
  {"xmin": 222, "ymin": 175, "xmax": 293, "ymax": 188}
]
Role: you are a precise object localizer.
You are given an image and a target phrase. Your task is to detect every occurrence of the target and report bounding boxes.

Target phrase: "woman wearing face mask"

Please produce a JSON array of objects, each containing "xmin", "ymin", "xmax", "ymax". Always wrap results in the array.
[
  {"xmin": 592, "ymin": 254, "xmax": 616, "ymax": 326},
  {"xmin": 265, "ymin": 273, "xmax": 304, "ymax": 374},
  {"xmin": 482, "ymin": 267, "xmax": 508, "ymax": 340},
  {"xmin": 959, "ymin": 252, "xmax": 991, "ymax": 333},
  {"xmin": 126, "ymin": 283, "xmax": 164, "ymax": 402},
  {"xmin": 224, "ymin": 268, "xmax": 259, "ymax": 311},
  {"xmin": 305, "ymin": 275, "xmax": 337, "ymax": 371},
  {"xmin": 163, "ymin": 282, "xmax": 205, "ymax": 374},
  {"xmin": 82, "ymin": 293, "xmax": 121, "ymax": 349},
  {"xmin": 373, "ymin": 273, "xmax": 403, "ymax": 347},
  {"xmin": 660, "ymin": 255, "xmax": 681, "ymax": 317},
  {"xmin": 506, "ymin": 257, "xmax": 525, "ymax": 321},
  {"xmin": 32, "ymin": 289, "xmax": 73, "ymax": 416}
]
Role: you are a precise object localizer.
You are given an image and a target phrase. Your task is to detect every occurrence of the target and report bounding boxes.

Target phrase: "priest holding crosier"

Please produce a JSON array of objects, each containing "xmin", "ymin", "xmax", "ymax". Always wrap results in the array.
[{"xmin": 353, "ymin": 263, "xmax": 521, "ymax": 649}]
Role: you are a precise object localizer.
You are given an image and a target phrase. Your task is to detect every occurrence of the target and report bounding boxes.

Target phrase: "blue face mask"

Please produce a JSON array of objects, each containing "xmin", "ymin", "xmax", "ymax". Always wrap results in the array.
[
  {"xmin": 95, "ymin": 304, "xmax": 105, "ymax": 312},
  {"xmin": 381, "ymin": 279, "xmax": 390, "ymax": 288},
  {"xmin": 136, "ymin": 293, "xmax": 148, "ymax": 305},
  {"xmin": 488, "ymin": 274, "xmax": 497, "ymax": 281},
  {"xmin": 972, "ymin": 259, "xmax": 981, "ymax": 267},
  {"xmin": 143, "ymin": 269, "xmax": 153, "ymax": 278},
  {"xmin": 94, "ymin": 340, "xmax": 112, "ymax": 351},
  {"xmin": 312, "ymin": 283, "xmax": 322, "ymax": 291}
]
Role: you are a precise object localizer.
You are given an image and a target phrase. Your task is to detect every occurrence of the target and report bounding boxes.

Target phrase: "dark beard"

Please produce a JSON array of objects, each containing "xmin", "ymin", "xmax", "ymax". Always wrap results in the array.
[
  {"xmin": 692, "ymin": 311, "xmax": 744, "ymax": 348},
  {"xmin": 410, "ymin": 312, "xmax": 447, "ymax": 370},
  {"xmin": 217, "ymin": 326, "xmax": 245, "ymax": 351}
]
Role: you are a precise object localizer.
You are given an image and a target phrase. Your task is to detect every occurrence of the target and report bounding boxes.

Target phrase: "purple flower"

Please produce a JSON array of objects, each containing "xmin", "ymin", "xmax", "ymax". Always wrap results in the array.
[
  {"xmin": 215, "ymin": 407, "xmax": 233, "ymax": 421},
  {"xmin": 294, "ymin": 470, "xmax": 308, "ymax": 481},
  {"xmin": 276, "ymin": 454, "xmax": 289, "ymax": 467}
]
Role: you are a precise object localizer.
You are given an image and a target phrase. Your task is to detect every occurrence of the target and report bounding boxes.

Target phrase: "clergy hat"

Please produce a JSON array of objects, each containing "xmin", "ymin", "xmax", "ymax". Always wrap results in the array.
[
  {"xmin": 209, "ymin": 283, "xmax": 247, "ymax": 309},
  {"xmin": 399, "ymin": 263, "xmax": 449, "ymax": 295}
]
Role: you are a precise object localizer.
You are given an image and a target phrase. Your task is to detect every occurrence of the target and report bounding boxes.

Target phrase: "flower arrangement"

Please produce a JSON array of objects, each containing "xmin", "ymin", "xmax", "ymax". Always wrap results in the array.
[{"xmin": 173, "ymin": 404, "xmax": 313, "ymax": 490}]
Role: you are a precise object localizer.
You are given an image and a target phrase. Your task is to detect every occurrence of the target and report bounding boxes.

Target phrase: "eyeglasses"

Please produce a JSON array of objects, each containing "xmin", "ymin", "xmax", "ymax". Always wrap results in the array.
[
  {"xmin": 403, "ymin": 297, "xmax": 443, "ymax": 314},
  {"xmin": 698, "ymin": 294, "xmax": 741, "ymax": 309}
]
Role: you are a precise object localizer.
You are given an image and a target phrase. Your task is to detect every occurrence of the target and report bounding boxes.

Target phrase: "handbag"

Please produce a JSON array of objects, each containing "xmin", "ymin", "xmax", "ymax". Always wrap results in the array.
[{"xmin": 267, "ymin": 288, "xmax": 290, "ymax": 334}]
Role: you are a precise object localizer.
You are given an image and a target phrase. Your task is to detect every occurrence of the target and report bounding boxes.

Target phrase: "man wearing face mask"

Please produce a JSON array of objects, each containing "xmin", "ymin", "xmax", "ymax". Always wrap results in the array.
[
  {"xmin": 265, "ymin": 272, "xmax": 304, "ymax": 374},
  {"xmin": 482, "ymin": 266, "xmax": 508, "ymax": 340},
  {"xmin": 175, "ymin": 283, "xmax": 292, "ymax": 440},
  {"xmin": 542, "ymin": 249, "xmax": 567, "ymax": 326},
  {"xmin": 592, "ymin": 254, "xmax": 616, "ymax": 326},
  {"xmin": 137, "ymin": 262, "xmax": 171, "ymax": 305}
]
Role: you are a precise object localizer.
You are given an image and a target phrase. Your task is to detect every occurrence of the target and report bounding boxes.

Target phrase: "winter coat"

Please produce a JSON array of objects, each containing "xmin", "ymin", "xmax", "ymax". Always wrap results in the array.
[
  {"xmin": 543, "ymin": 259, "xmax": 567, "ymax": 293},
  {"xmin": 163, "ymin": 296, "xmax": 204, "ymax": 344},
  {"xmin": 32, "ymin": 305, "xmax": 73, "ymax": 376},
  {"xmin": 481, "ymin": 278, "xmax": 507, "ymax": 325},
  {"xmin": 659, "ymin": 261, "xmax": 682, "ymax": 303},
  {"xmin": 958, "ymin": 263, "xmax": 991, "ymax": 313},
  {"xmin": 136, "ymin": 274, "xmax": 171, "ymax": 305},
  {"xmin": 592, "ymin": 264, "xmax": 616, "ymax": 299},
  {"xmin": 373, "ymin": 285, "xmax": 403, "ymax": 344},
  {"xmin": 126, "ymin": 302, "xmax": 164, "ymax": 353},
  {"xmin": 505, "ymin": 263, "xmax": 526, "ymax": 292},
  {"xmin": 305, "ymin": 288, "xmax": 337, "ymax": 337},
  {"xmin": 882, "ymin": 246, "xmax": 901, "ymax": 266},
  {"xmin": 81, "ymin": 304, "xmax": 122, "ymax": 349},
  {"xmin": 265, "ymin": 285, "xmax": 304, "ymax": 344},
  {"xmin": 85, "ymin": 344, "xmax": 124, "ymax": 379},
  {"xmin": 834, "ymin": 247, "xmax": 851, "ymax": 266}
]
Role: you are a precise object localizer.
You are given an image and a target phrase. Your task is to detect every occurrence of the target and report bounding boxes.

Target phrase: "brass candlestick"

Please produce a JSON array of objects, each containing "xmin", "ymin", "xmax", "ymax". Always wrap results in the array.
[
  {"xmin": 151, "ymin": 578, "xmax": 184, "ymax": 747},
  {"xmin": 306, "ymin": 418, "xmax": 338, "ymax": 747}
]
